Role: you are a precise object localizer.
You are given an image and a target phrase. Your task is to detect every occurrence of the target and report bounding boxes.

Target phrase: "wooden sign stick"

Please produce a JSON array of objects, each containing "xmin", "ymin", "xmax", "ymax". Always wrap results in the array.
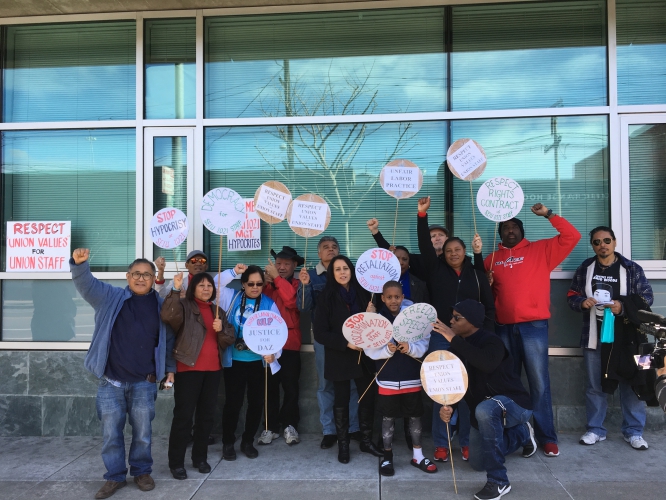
[
  {"xmin": 447, "ymin": 421, "xmax": 458, "ymax": 494},
  {"xmin": 469, "ymin": 181, "xmax": 478, "ymax": 236},
  {"xmin": 392, "ymin": 198, "xmax": 400, "ymax": 247},
  {"xmin": 215, "ymin": 235, "xmax": 223, "ymax": 319},
  {"xmin": 301, "ymin": 237, "xmax": 309, "ymax": 309},
  {"xmin": 490, "ymin": 222, "xmax": 498, "ymax": 272},
  {"xmin": 358, "ymin": 357, "xmax": 390, "ymax": 403},
  {"xmin": 265, "ymin": 365, "xmax": 269, "ymax": 432},
  {"xmin": 357, "ymin": 350, "xmax": 362, "ymax": 365},
  {"xmin": 173, "ymin": 248, "xmax": 179, "ymax": 272}
]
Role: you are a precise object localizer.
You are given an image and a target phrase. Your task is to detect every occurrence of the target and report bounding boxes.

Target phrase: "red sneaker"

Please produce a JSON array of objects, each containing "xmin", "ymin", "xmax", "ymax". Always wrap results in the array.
[
  {"xmin": 543, "ymin": 443, "xmax": 560, "ymax": 457},
  {"xmin": 461, "ymin": 446, "xmax": 469, "ymax": 461},
  {"xmin": 433, "ymin": 447, "xmax": 448, "ymax": 462}
]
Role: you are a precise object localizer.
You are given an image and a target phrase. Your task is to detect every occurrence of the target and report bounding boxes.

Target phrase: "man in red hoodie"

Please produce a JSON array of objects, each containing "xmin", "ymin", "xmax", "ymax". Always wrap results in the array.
[
  {"xmin": 260, "ymin": 246, "xmax": 304, "ymax": 446},
  {"xmin": 483, "ymin": 203, "xmax": 580, "ymax": 459}
]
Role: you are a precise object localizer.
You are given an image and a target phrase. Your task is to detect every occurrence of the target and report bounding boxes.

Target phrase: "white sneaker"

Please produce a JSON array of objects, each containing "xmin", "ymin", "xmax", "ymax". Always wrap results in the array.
[
  {"xmin": 624, "ymin": 435, "xmax": 648, "ymax": 450},
  {"xmin": 258, "ymin": 430, "xmax": 279, "ymax": 445},
  {"xmin": 579, "ymin": 431, "xmax": 606, "ymax": 445},
  {"xmin": 284, "ymin": 425, "xmax": 300, "ymax": 445}
]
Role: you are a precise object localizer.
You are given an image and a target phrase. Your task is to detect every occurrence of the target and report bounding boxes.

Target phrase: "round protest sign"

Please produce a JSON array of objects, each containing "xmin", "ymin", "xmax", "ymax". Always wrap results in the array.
[
  {"xmin": 149, "ymin": 207, "xmax": 188, "ymax": 249},
  {"xmin": 286, "ymin": 194, "xmax": 331, "ymax": 238},
  {"xmin": 380, "ymin": 159, "xmax": 423, "ymax": 200},
  {"xmin": 476, "ymin": 176, "xmax": 524, "ymax": 222},
  {"xmin": 200, "ymin": 187, "xmax": 246, "ymax": 236},
  {"xmin": 392, "ymin": 303, "xmax": 437, "ymax": 343},
  {"xmin": 446, "ymin": 138, "xmax": 487, "ymax": 181},
  {"xmin": 355, "ymin": 248, "xmax": 401, "ymax": 294},
  {"xmin": 242, "ymin": 310, "xmax": 288, "ymax": 356},
  {"xmin": 342, "ymin": 312, "xmax": 393, "ymax": 350},
  {"xmin": 253, "ymin": 181, "xmax": 292, "ymax": 224},
  {"xmin": 420, "ymin": 350, "xmax": 469, "ymax": 406}
]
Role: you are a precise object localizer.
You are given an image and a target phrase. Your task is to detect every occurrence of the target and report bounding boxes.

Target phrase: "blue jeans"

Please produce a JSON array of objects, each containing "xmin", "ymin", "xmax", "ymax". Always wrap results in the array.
[
  {"xmin": 583, "ymin": 344, "xmax": 646, "ymax": 438},
  {"xmin": 496, "ymin": 320, "xmax": 557, "ymax": 445},
  {"xmin": 96, "ymin": 378, "xmax": 157, "ymax": 482},
  {"xmin": 468, "ymin": 396, "xmax": 532, "ymax": 487},
  {"xmin": 433, "ymin": 399, "xmax": 470, "ymax": 448},
  {"xmin": 314, "ymin": 340, "xmax": 359, "ymax": 435}
]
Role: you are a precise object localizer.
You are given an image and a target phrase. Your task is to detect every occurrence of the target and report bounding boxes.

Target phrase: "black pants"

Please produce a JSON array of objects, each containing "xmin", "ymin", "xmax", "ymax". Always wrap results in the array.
[
  {"xmin": 168, "ymin": 370, "xmax": 222, "ymax": 468},
  {"xmin": 222, "ymin": 360, "xmax": 265, "ymax": 445},
  {"xmin": 266, "ymin": 349, "xmax": 301, "ymax": 432},
  {"xmin": 333, "ymin": 370, "xmax": 376, "ymax": 415}
]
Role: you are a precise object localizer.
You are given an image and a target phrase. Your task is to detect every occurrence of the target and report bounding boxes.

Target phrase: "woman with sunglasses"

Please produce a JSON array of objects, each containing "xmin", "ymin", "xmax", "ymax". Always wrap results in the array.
[
  {"xmin": 213, "ymin": 264, "xmax": 281, "ymax": 461},
  {"xmin": 313, "ymin": 255, "xmax": 383, "ymax": 464},
  {"xmin": 160, "ymin": 271, "xmax": 235, "ymax": 480}
]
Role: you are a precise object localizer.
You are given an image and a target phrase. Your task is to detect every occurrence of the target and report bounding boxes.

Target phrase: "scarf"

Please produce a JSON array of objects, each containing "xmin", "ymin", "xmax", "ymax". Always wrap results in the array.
[{"xmin": 339, "ymin": 284, "xmax": 360, "ymax": 314}]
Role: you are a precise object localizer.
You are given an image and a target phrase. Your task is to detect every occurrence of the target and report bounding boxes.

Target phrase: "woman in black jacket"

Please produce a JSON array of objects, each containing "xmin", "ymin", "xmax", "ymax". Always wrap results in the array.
[
  {"xmin": 313, "ymin": 255, "xmax": 384, "ymax": 464},
  {"xmin": 393, "ymin": 245, "xmax": 429, "ymax": 306}
]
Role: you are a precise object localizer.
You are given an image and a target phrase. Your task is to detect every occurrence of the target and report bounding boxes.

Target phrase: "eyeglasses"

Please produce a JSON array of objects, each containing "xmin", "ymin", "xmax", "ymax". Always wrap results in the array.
[
  {"xmin": 592, "ymin": 238, "xmax": 613, "ymax": 246},
  {"xmin": 129, "ymin": 271, "xmax": 154, "ymax": 281},
  {"xmin": 245, "ymin": 282, "xmax": 264, "ymax": 288},
  {"xmin": 188, "ymin": 257, "xmax": 207, "ymax": 264},
  {"xmin": 452, "ymin": 314, "xmax": 465, "ymax": 322}
]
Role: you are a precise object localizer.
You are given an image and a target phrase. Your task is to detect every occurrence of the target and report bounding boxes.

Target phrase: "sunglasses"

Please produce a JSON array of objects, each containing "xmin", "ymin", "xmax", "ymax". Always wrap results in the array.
[
  {"xmin": 592, "ymin": 238, "xmax": 613, "ymax": 246},
  {"xmin": 452, "ymin": 314, "xmax": 465, "ymax": 322},
  {"xmin": 188, "ymin": 257, "xmax": 207, "ymax": 264},
  {"xmin": 129, "ymin": 271, "xmax": 154, "ymax": 281},
  {"xmin": 245, "ymin": 282, "xmax": 264, "ymax": 288}
]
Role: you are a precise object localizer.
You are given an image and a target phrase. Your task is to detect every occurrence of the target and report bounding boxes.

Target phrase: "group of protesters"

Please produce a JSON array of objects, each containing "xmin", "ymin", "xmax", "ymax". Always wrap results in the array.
[{"xmin": 70, "ymin": 196, "xmax": 664, "ymax": 500}]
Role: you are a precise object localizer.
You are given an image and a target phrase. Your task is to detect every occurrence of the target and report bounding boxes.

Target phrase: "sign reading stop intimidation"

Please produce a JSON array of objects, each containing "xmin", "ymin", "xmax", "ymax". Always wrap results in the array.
[
  {"xmin": 149, "ymin": 207, "xmax": 188, "ymax": 249},
  {"xmin": 242, "ymin": 310, "xmax": 288, "ymax": 355},
  {"xmin": 342, "ymin": 312, "xmax": 393, "ymax": 349},
  {"xmin": 355, "ymin": 248, "xmax": 401, "ymax": 294},
  {"xmin": 6, "ymin": 221, "xmax": 71, "ymax": 272},
  {"xmin": 476, "ymin": 176, "xmax": 525, "ymax": 222}
]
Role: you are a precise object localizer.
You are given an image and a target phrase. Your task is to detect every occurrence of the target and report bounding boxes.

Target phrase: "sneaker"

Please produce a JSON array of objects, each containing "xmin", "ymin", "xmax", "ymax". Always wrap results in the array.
[
  {"xmin": 461, "ymin": 446, "xmax": 469, "ymax": 461},
  {"xmin": 624, "ymin": 435, "xmax": 648, "ymax": 450},
  {"xmin": 433, "ymin": 446, "xmax": 449, "ymax": 462},
  {"xmin": 474, "ymin": 481, "xmax": 511, "ymax": 500},
  {"xmin": 379, "ymin": 451, "xmax": 395, "ymax": 477},
  {"xmin": 522, "ymin": 422, "xmax": 537, "ymax": 458},
  {"xmin": 579, "ymin": 431, "xmax": 606, "ymax": 445},
  {"xmin": 284, "ymin": 425, "xmax": 300, "ymax": 445},
  {"xmin": 258, "ymin": 429, "xmax": 279, "ymax": 445},
  {"xmin": 543, "ymin": 443, "xmax": 560, "ymax": 457}
]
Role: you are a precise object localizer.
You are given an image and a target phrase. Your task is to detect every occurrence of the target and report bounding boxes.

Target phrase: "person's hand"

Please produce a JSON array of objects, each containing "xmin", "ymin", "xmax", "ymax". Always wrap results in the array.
[
  {"xmin": 531, "ymin": 203, "xmax": 549, "ymax": 217},
  {"xmin": 367, "ymin": 218, "xmax": 379, "ymax": 235},
  {"xmin": 387, "ymin": 342, "xmax": 397, "ymax": 353},
  {"xmin": 389, "ymin": 245, "xmax": 397, "ymax": 252},
  {"xmin": 164, "ymin": 372, "xmax": 175, "ymax": 389},
  {"xmin": 366, "ymin": 301, "xmax": 376, "ymax": 313},
  {"xmin": 299, "ymin": 267, "xmax": 311, "ymax": 285},
  {"xmin": 154, "ymin": 256, "xmax": 166, "ymax": 278},
  {"xmin": 656, "ymin": 365, "xmax": 666, "ymax": 378},
  {"xmin": 396, "ymin": 342, "xmax": 410, "ymax": 353},
  {"xmin": 417, "ymin": 196, "xmax": 431, "ymax": 213},
  {"xmin": 432, "ymin": 318, "xmax": 455, "ymax": 342},
  {"xmin": 581, "ymin": 297, "xmax": 597, "ymax": 310},
  {"xmin": 263, "ymin": 354, "xmax": 276, "ymax": 363},
  {"xmin": 472, "ymin": 233, "xmax": 482, "ymax": 254},
  {"xmin": 173, "ymin": 272, "xmax": 184, "ymax": 290},
  {"xmin": 347, "ymin": 342, "xmax": 362, "ymax": 351},
  {"xmin": 608, "ymin": 300, "xmax": 622, "ymax": 315},
  {"xmin": 486, "ymin": 270, "xmax": 494, "ymax": 286},
  {"xmin": 72, "ymin": 248, "xmax": 90, "ymax": 264},
  {"xmin": 439, "ymin": 405, "xmax": 453, "ymax": 423},
  {"xmin": 234, "ymin": 263, "xmax": 248, "ymax": 275},
  {"xmin": 265, "ymin": 259, "xmax": 278, "ymax": 280},
  {"xmin": 212, "ymin": 318, "xmax": 222, "ymax": 332}
]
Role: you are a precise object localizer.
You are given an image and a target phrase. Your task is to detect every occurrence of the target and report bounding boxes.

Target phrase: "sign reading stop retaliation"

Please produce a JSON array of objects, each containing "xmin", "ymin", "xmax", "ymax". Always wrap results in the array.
[
  {"xmin": 355, "ymin": 248, "xmax": 401, "ymax": 294},
  {"xmin": 6, "ymin": 221, "xmax": 71, "ymax": 272}
]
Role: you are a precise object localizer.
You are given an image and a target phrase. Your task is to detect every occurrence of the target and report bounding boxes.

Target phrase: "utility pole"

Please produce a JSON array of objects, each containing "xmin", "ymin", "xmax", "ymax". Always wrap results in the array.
[{"xmin": 544, "ymin": 99, "xmax": 563, "ymax": 214}]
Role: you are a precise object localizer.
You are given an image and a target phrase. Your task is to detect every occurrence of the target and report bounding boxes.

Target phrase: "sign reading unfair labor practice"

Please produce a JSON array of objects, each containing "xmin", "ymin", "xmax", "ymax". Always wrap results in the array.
[
  {"xmin": 6, "ymin": 221, "xmax": 71, "ymax": 272},
  {"xmin": 228, "ymin": 199, "xmax": 261, "ymax": 251},
  {"xmin": 380, "ymin": 159, "xmax": 423, "ymax": 199},
  {"xmin": 420, "ymin": 350, "xmax": 469, "ymax": 406},
  {"xmin": 355, "ymin": 248, "xmax": 401, "ymax": 294},
  {"xmin": 392, "ymin": 303, "xmax": 437, "ymax": 343},
  {"xmin": 476, "ymin": 176, "xmax": 525, "ymax": 222},
  {"xmin": 342, "ymin": 312, "xmax": 393, "ymax": 350},
  {"xmin": 242, "ymin": 310, "xmax": 288, "ymax": 355},
  {"xmin": 200, "ymin": 187, "xmax": 246, "ymax": 235},
  {"xmin": 149, "ymin": 208, "xmax": 188, "ymax": 249}
]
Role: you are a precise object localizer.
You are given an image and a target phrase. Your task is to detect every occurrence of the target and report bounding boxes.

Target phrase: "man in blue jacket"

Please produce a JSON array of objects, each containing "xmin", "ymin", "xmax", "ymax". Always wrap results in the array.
[{"xmin": 70, "ymin": 248, "xmax": 175, "ymax": 499}]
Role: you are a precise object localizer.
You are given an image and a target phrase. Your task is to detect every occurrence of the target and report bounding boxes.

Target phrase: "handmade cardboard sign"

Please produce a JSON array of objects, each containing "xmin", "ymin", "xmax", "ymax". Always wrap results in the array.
[
  {"xmin": 446, "ymin": 139, "xmax": 487, "ymax": 181},
  {"xmin": 286, "ymin": 194, "xmax": 331, "ymax": 238},
  {"xmin": 380, "ymin": 159, "xmax": 423, "ymax": 199},
  {"xmin": 6, "ymin": 221, "xmax": 71, "ymax": 272},
  {"xmin": 355, "ymin": 248, "xmax": 401, "ymax": 294},
  {"xmin": 200, "ymin": 187, "xmax": 246, "ymax": 235},
  {"xmin": 242, "ymin": 310, "xmax": 288, "ymax": 355},
  {"xmin": 228, "ymin": 199, "xmax": 261, "ymax": 251},
  {"xmin": 254, "ymin": 181, "xmax": 292, "ymax": 224},
  {"xmin": 420, "ymin": 350, "xmax": 469, "ymax": 406},
  {"xmin": 476, "ymin": 176, "xmax": 525, "ymax": 222},
  {"xmin": 149, "ymin": 207, "xmax": 188, "ymax": 249},
  {"xmin": 342, "ymin": 312, "xmax": 393, "ymax": 350},
  {"xmin": 392, "ymin": 303, "xmax": 437, "ymax": 343}
]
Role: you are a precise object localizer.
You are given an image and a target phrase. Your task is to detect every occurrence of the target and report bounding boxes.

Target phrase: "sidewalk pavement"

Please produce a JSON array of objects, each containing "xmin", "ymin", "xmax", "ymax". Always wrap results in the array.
[{"xmin": 1, "ymin": 431, "xmax": 665, "ymax": 500}]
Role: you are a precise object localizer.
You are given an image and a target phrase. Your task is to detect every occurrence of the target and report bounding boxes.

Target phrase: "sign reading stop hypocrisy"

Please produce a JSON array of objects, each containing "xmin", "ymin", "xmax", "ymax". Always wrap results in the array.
[{"xmin": 149, "ymin": 207, "xmax": 188, "ymax": 249}]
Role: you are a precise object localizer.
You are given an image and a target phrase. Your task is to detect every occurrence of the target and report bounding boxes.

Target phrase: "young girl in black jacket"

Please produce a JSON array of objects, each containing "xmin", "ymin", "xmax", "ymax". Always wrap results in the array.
[{"xmin": 313, "ymin": 255, "xmax": 383, "ymax": 463}]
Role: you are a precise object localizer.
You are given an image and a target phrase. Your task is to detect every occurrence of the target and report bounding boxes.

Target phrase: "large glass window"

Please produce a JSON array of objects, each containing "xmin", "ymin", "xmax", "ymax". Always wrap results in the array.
[
  {"xmin": 452, "ymin": 115, "xmax": 609, "ymax": 271},
  {"xmin": 205, "ymin": 8, "xmax": 446, "ymax": 118},
  {"xmin": 2, "ymin": 21, "xmax": 136, "ymax": 122},
  {"xmin": 451, "ymin": 1, "xmax": 607, "ymax": 110},
  {"xmin": 145, "ymin": 19, "xmax": 196, "ymax": 119},
  {"xmin": 616, "ymin": 0, "xmax": 666, "ymax": 105},
  {"xmin": 1, "ymin": 129, "xmax": 136, "ymax": 271},
  {"xmin": 628, "ymin": 123, "xmax": 666, "ymax": 260}
]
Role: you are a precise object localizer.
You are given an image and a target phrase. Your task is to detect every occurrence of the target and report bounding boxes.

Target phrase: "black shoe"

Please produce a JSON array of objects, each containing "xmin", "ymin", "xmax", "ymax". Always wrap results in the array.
[
  {"xmin": 240, "ymin": 441, "xmax": 259, "ymax": 459},
  {"xmin": 192, "ymin": 461, "xmax": 211, "ymax": 473},
  {"xmin": 474, "ymin": 482, "xmax": 512, "ymax": 500},
  {"xmin": 334, "ymin": 406, "xmax": 350, "ymax": 463},
  {"xmin": 349, "ymin": 431, "xmax": 362, "ymax": 442},
  {"xmin": 170, "ymin": 467, "xmax": 187, "ymax": 480},
  {"xmin": 222, "ymin": 444, "xmax": 236, "ymax": 461},
  {"xmin": 360, "ymin": 438, "xmax": 384, "ymax": 457},
  {"xmin": 321, "ymin": 434, "xmax": 337, "ymax": 449},
  {"xmin": 379, "ymin": 451, "xmax": 394, "ymax": 477},
  {"xmin": 358, "ymin": 407, "xmax": 383, "ymax": 457}
]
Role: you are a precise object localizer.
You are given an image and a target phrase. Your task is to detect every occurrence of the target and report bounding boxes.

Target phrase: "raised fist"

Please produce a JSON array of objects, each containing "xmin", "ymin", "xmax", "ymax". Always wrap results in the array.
[
  {"xmin": 366, "ymin": 218, "xmax": 379, "ymax": 235},
  {"xmin": 472, "ymin": 234, "xmax": 482, "ymax": 254},
  {"xmin": 154, "ymin": 256, "xmax": 166, "ymax": 273},
  {"xmin": 417, "ymin": 196, "xmax": 431, "ymax": 213},
  {"xmin": 234, "ymin": 263, "xmax": 248, "ymax": 275},
  {"xmin": 173, "ymin": 272, "xmax": 184, "ymax": 290},
  {"xmin": 531, "ymin": 203, "xmax": 549, "ymax": 217},
  {"xmin": 72, "ymin": 248, "xmax": 90, "ymax": 264}
]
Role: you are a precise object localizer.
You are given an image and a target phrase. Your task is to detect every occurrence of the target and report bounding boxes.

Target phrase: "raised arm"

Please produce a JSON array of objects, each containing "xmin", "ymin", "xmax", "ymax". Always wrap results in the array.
[
  {"xmin": 70, "ymin": 249, "xmax": 115, "ymax": 309},
  {"xmin": 416, "ymin": 197, "xmax": 441, "ymax": 273},
  {"xmin": 367, "ymin": 218, "xmax": 391, "ymax": 250}
]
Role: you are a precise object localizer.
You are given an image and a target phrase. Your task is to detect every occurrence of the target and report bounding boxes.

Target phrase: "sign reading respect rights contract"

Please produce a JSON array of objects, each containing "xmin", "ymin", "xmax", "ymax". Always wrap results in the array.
[{"xmin": 6, "ymin": 221, "xmax": 71, "ymax": 272}]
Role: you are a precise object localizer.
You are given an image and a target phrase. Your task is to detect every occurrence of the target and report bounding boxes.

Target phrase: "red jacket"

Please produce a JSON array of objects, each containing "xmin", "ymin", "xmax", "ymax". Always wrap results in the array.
[
  {"xmin": 483, "ymin": 215, "xmax": 580, "ymax": 324},
  {"xmin": 264, "ymin": 275, "xmax": 302, "ymax": 351}
]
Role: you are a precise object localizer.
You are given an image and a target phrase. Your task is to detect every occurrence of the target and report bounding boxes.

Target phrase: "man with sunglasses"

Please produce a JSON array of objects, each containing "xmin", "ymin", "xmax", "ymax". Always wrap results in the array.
[
  {"xmin": 70, "ymin": 249, "xmax": 175, "ymax": 499},
  {"xmin": 567, "ymin": 226, "xmax": 653, "ymax": 450},
  {"xmin": 154, "ymin": 250, "xmax": 209, "ymax": 299}
]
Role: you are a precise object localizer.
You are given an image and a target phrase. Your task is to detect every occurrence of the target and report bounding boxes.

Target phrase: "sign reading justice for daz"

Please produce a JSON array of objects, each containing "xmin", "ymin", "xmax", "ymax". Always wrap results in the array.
[
  {"xmin": 200, "ymin": 187, "xmax": 246, "ymax": 236},
  {"xmin": 242, "ymin": 310, "xmax": 288, "ymax": 355},
  {"xmin": 355, "ymin": 248, "xmax": 401, "ymax": 294},
  {"xmin": 342, "ymin": 312, "xmax": 393, "ymax": 350},
  {"xmin": 6, "ymin": 221, "xmax": 71, "ymax": 272},
  {"xmin": 149, "ymin": 207, "xmax": 188, "ymax": 249},
  {"xmin": 476, "ymin": 176, "xmax": 525, "ymax": 222}
]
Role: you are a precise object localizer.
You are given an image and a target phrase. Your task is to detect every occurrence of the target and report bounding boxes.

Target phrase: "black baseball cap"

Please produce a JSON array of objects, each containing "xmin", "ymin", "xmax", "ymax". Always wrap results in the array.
[{"xmin": 452, "ymin": 299, "xmax": 485, "ymax": 328}]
